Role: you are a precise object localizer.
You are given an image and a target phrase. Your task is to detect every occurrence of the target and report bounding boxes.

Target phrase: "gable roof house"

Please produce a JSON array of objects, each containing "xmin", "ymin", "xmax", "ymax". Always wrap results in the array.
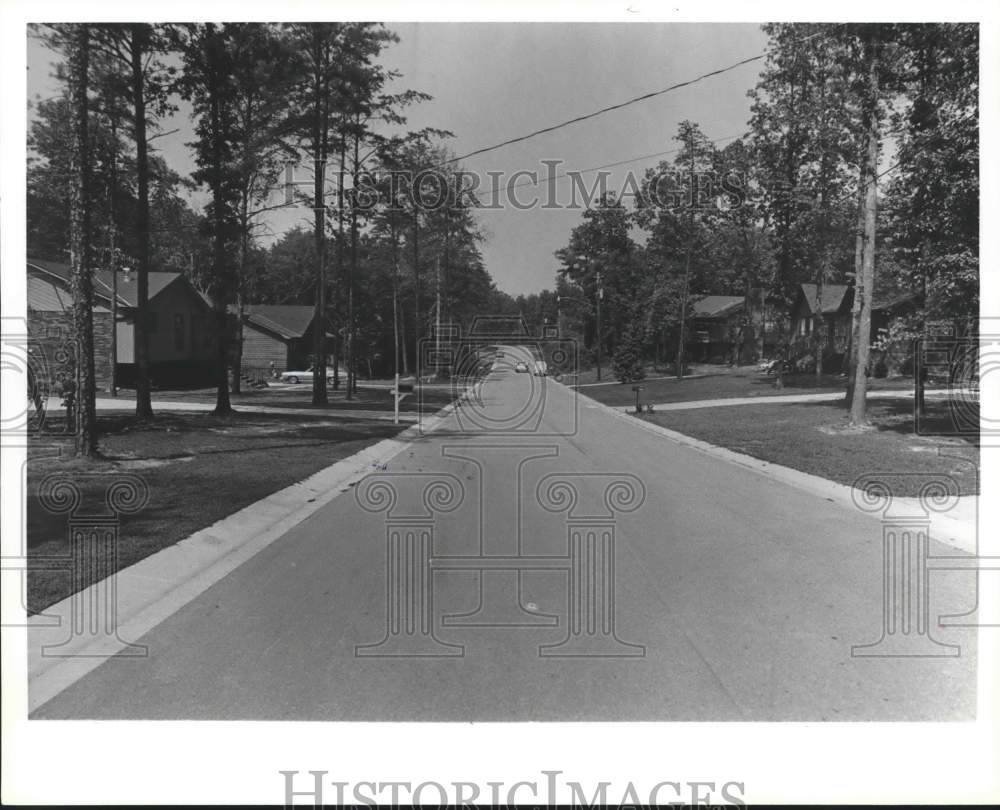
[
  {"xmin": 27, "ymin": 258, "xmax": 216, "ymax": 390},
  {"xmin": 687, "ymin": 295, "xmax": 745, "ymax": 363},
  {"xmin": 789, "ymin": 283, "xmax": 853, "ymax": 356},
  {"xmin": 236, "ymin": 305, "xmax": 334, "ymax": 373},
  {"xmin": 790, "ymin": 281, "xmax": 924, "ymax": 372}
]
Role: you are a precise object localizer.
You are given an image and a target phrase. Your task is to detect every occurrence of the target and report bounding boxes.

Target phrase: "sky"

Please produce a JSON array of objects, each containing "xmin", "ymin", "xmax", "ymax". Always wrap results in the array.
[{"xmin": 27, "ymin": 22, "xmax": 769, "ymax": 296}]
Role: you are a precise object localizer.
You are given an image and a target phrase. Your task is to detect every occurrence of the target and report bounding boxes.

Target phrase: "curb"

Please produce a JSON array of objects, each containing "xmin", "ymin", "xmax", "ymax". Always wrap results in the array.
[
  {"xmin": 582, "ymin": 390, "xmax": 978, "ymax": 556},
  {"xmin": 619, "ymin": 387, "xmax": 962, "ymax": 414},
  {"xmin": 27, "ymin": 387, "xmax": 471, "ymax": 713}
]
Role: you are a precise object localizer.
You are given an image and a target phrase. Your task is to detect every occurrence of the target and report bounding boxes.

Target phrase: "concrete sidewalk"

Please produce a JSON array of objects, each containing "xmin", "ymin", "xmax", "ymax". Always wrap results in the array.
[
  {"xmin": 41, "ymin": 396, "xmax": 420, "ymax": 422},
  {"xmin": 627, "ymin": 387, "xmax": 969, "ymax": 413}
]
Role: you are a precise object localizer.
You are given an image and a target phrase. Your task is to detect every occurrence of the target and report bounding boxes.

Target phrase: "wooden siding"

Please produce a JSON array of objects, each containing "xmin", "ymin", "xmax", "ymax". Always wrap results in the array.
[{"xmin": 241, "ymin": 325, "xmax": 289, "ymax": 370}]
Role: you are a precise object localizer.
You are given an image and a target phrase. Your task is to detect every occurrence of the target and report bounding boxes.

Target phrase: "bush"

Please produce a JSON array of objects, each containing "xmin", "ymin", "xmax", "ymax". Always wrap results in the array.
[
  {"xmin": 821, "ymin": 351, "xmax": 845, "ymax": 374},
  {"xmin": 613, "ymin": 333, "xmax": 646, "ymax": 383}
]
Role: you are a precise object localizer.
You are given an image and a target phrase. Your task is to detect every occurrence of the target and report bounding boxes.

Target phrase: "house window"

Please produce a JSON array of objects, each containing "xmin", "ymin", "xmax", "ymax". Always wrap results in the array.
[{"xmin": 174, "ymin": 314, "xmax": 185, "ymax": 352}]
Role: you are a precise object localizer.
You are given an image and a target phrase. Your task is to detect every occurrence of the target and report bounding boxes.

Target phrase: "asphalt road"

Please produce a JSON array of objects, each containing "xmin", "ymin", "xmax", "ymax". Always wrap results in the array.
[{"xmin": 33, "ymin": 345, "xmax": 977, "ymax": 720}]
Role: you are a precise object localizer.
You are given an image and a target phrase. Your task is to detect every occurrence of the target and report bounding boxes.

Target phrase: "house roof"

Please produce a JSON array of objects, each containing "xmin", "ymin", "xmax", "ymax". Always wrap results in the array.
[
  {"xmin": 242, "ymin": 305, "xmax": 317, "ymax": 340},
  {"xmin": 690, "ymin": 295, "xmax": 744, "ymax": 319},
  {"xmin": 28, "ymin": 258, "xmax": 125, "ymax": 308},
  {"xmin": 27, "ymin": 258, "xmax": 195, "ymax": 309},
  {"xmin": 28, "ymin": 272, "xmax": 110, "ymax": 314},
  {"xmin": 798, "ymin": 283, "xmax": 850, "ymax": 315},
  {"xmin": 92, "ymin": 268, "xmax": 187, "ymax": 307}
]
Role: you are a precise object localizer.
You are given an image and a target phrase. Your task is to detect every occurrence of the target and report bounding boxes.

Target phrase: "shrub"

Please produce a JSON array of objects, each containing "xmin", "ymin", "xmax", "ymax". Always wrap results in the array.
[{"xmin": 613, "ymin": 331, "xmax": 646, "ymax": 383}]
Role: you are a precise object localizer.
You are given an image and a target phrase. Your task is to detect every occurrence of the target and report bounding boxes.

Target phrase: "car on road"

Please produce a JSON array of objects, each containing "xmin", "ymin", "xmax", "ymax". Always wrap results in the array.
[
  {"xmin": 513, "ymin": 360, "xmax": 529, "ymax": 373},
  {"xmin": 532, "ymin": 359, "xmax": 548, "ymax": 376}
]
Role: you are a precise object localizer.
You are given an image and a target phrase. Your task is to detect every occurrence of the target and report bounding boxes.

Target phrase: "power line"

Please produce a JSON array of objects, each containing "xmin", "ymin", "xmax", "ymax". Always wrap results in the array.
[
  {"xmin": 441, "ymin": 30, "xmax": 827, "ymax": 168},
  {"xmin": 468, "ymin": 132, "xmax": 747, "ymax": 203}
]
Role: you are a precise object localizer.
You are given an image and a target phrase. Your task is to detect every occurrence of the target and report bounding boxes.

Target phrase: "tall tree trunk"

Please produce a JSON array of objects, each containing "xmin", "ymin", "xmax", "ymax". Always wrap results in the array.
[
  {"xmin": 845, "ymin": 196, "xmax": 864, "ymax": 402},
  {"xmin": 310, "ymin": 38, "xmax": 329, "ymax": 406},
  {"xmin": 412, "ymin": 200, "xmax": 421, "ymax": 383},
  {"xmin": 332, "ymin": 131, "xmax": 347, "ymax": 391},
  {"xmin": 69, "ymin": 24, "xmax": 97, "ymax": 457},
  {"xmin": 347, "ymin": 126, "xmax": 360, "ymax": 398},
  {"xmin": 232, "ymin": 213, "xmax": 249, "ymax": 396},
  {"xmin": 813, "ymin": 273, "xmax": 824, "ymax": 380},
  {"xmin": 400, "ymin": 302, "xmax": 409, "ymax": 376},
  {"xmin": 130, "ymin": 26, "xmax": 154, "ymax": 419},
  {"xmin": 849, "ymin": 36, "xmax": 880, "ymax": 426},
  {"xmin": 391, "ymin": 204, "xmax": 400, "ymax": 380},
  {"xmin": 232, "ymin": 207, "xmax": 250, "ymax": 394},
  {"xmin": 675, "ymin": 242, "xmax": 691, "ymax": 379},
  {"xmin": 107, "ymin": 115, "xmax": 119, "ymax": 396},
  {"xmin": 208, "ymin": 28, "xmax": 232, "ymax": 416}
]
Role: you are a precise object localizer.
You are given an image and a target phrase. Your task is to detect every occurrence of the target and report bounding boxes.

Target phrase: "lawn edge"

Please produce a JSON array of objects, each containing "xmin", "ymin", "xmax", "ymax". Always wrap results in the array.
[
  {"xmin": 26, "ymin": 386, "xmax": 472, "ymax": 713},
  {"xmin": 578, "ymin": 385, "xmax": 978, "ymax": 556}
]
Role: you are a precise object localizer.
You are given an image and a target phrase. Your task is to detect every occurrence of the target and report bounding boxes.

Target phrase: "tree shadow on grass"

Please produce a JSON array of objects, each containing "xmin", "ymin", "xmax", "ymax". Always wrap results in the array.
[{"xmin": 797, "ymin": 395, "xmax": 979, "ymax": 446}]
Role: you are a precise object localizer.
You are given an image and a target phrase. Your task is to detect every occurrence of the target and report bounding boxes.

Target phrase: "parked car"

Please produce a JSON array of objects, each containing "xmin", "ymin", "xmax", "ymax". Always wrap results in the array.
[
  {"xmin": 280, "ymin": 366, "xmax": 332, "ymax": 384},
  {"xmin": 760, "ymin": 358, "xmax": 792, "ymax": 375},
  {"xmin": 513, "ymin": 361, "xmax": 529, "ymax": 373}
]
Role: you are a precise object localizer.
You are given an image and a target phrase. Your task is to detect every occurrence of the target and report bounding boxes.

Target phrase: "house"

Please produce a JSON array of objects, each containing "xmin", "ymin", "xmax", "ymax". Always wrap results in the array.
[
  {"xmin": 789, "ymin": 283, "xmax": 853, "ymax": 356},
  {"xmin": 790, "ymin": 282, "xmax": 924, "ymax": 372},
  {"xmin": 687, "ymin": 295, "xmax": 746, "ymax": 362},
  {"xmin": 27, "ymin": 258, "xmax": 217, "ymax": 389},
  {"xmin": 236, "ymin": 305, "xmax": 333, "ymax": 374},
  {"xmin": 27, "ymin": 260, "xmax": 115, "ymax": 392}
]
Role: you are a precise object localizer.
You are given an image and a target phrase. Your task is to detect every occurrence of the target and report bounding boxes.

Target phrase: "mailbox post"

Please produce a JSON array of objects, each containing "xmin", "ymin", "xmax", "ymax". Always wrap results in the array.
[
  {"xmin": 631, "ymin": 385, "xmax": 643, "ymax": 414},
  {"xmin": 391, "ymin": 376, "xmax": 414, "ymax": 425}
]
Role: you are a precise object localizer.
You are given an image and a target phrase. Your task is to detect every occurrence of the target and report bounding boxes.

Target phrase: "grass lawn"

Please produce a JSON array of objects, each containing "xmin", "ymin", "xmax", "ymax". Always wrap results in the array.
[
  {"xmin": 567, "ymin": 363, "xmax": 683, "ymax": 387},
  {"xmin": 578, "ymin": 363, "xmax": 914, "ymax": 408},
  {"xmin": 640, "ymin": 396, "xmax": 979, "ymax": 497},
  {"xmin": 25, "ymin": 409, "xmax": 423, "ymax": 614}
]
